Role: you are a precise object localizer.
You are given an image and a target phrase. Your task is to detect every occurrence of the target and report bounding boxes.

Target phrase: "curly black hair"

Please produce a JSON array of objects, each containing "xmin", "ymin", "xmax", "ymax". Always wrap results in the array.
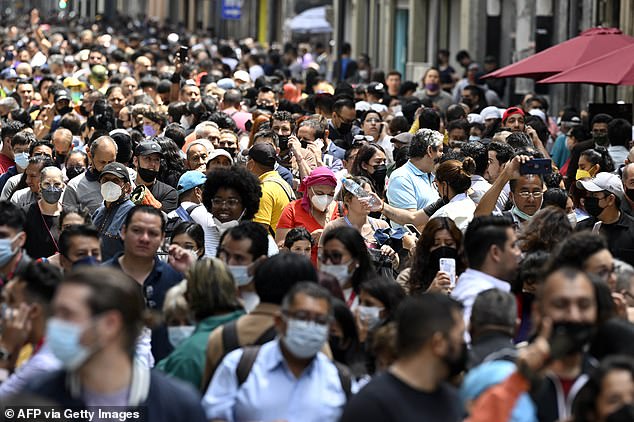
[{"xmin": 203, "ymin": 165, "xmax": 262, "ymax": 220}]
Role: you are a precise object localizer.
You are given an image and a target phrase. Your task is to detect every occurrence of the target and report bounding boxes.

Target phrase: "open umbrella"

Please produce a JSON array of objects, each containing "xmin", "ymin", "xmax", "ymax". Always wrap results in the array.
[
  {"xmin": 538, "ymin": 43, "xmax": 634, "ymax": 86},
  {"xmin": 483, "ymin": 27, "xmax": 634, "ymax": 80},
  {"xmin": 288, "ymin": 6, "xmax": 332, "ymax": 34}
]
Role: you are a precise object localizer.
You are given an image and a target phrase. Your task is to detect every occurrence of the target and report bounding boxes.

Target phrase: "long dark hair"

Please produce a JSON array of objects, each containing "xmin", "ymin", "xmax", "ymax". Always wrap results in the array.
[
  {"xmin": 322, "ymin": 226, "xmax": 375, "ymax": 294},
  {"xmin": 351, "ymin": 143, "xmax": 386, "ymax": 198}
]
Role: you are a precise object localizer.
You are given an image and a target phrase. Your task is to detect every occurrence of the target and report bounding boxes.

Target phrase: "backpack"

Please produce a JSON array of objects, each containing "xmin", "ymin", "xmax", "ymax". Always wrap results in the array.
[{"xmin": 165, "ymin": 204, "xmax": 202, "ymax": 240}]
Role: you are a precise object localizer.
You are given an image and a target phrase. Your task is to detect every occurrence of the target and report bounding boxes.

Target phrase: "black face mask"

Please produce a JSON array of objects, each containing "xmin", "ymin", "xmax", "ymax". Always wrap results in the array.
[
  {"xmin": 549, "ymin": 321, "xmax": 595, "ymax": 359},
  {"xmin": 584, "ymin": 196, "xmax": 605, "ymax": 217},
  {"xmin": 79, "ymin": 105, "xmax": 89, "ymax": 116},
  {"xmin": 257, "ymin": 105, "xmax": 276, "ymax": 113},
  {"xmin": 606, "ymin": 404, "xmax": 634, "ymax": 422},
  {"xmin": 593, "ymin": 133, "xmax": 609, "ymax": 147},
  {"xmin": 372, "ymin": 163, "xmax": 387, "ymax": 181},
  {"xmin": 338, "ymin": 122, "xmax": 352, "ymax": 135},
  {"xmin": 329, "ymin": 335, "xmax": 348, "ymax": 364},
  {"xmin": 626, "ymin": 188, "xmax": 634, "ymax": 202},
  {"xmin": 66, "ymin": 165, "xmax": 86, "ymax": 180},
  {"xmin": 138, "ymin": 167, "xmax": 159, "ymax": 183},
  {"xmin": 428, "ymin": 246, "xmax": 458, "ymax": 273},
  {"xmin": 222, "ymin": 147, "xmax": 236, "ymax": 158},
  {"xmin": 278, "ymin": 135, "xmax": 289, "ymax": 151},
  {"xmin": 58, "ymin": 106, "xmax": 73, "ymax": 116},
  {"xmin": 443, "ymin": 341, "xmax": 468, "ymax": 378},
  {"xmin": 300, "ymin": 140, "xmax": 309, "ymax": 149}
]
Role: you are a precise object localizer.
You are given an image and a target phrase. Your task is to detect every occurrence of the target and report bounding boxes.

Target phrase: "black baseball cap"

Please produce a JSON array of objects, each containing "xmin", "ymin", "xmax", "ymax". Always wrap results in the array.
[
  {"xmin": 134, "ymin": 141, "xmax": 163, "ymax": 157},
  {"xmin": 99, "ymin": 162, "xmax": 130, "ymax": 183},
  {"xmin": 248, "ymin": 143, "xmax": 277, "ymax": 167}
]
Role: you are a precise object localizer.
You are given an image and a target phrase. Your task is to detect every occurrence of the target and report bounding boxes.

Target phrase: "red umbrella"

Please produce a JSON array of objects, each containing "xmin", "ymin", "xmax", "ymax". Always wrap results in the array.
[
  {"xmin": 538, "ymin": 43, "xmax": 634, "ymax": 85},
  {"xmin": 483, "ymin": 27, "xmax": 634, "ymax": 80}
]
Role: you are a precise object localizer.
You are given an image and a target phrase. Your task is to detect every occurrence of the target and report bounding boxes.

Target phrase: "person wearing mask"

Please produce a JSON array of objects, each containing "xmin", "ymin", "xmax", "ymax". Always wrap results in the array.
[
  {"xmin": 166, "ymin": 170, "xmax": 206, "ymax": 235},
  {"xmin": 51, "ymin": 127, "xmax": 73, "ymax": 169},
  {"xmin": 356, "ymin": 277, "xmax": 406, "ymax": 345},
  {"xmin": 451, "ymin": 216, "xmax": 521, "ymax": 332},
  {"xmin": 297, "ymin": 118, "xmax": 345, "ymax": 173},
  {"xmin": 414, "ymin": 67, "xmax": 453, "ymax": 113},
  {"xmin": 23, "ymin": 167, "xmax": 64, "ymax": 258},
  {"xmin": 203, "ymin": 282, "xmax": 349, "ymax": 421},
  {"xmin": 216, "ymin": 222, "xmax": 269, "ymax": 313},
  {"xmin": 26, "ymin": 266, "xmax": 208, "ymax": 421},
  {"xmin": 0, "ymin": 262, "xmax": 62, "ymax": 397},
  {"xmin": 198, "ymin": 166, "xmax": 263, "ymax": 258},
  {"xmin": 57, "ymin": 224, "xmax": 101, "ymax": 272},
  {"xmin": 576, "ymin": 173, "xmax": 634, "ymax": 264},
  {"xmin": 157, "ymin": 258, "xmax": 244, "ymax": 389},
  {"xmin": 340, "ymin": 294, "xmax": 465, "ymax": 422},
  {"xmin": 273, "ymin": 111, "xmax": 317, "ymax": 179},
  {"xmin": 91, "ymin": 162, "xmax": 135, "ymax": 261},
  {"xmin": 0, "ymin": 130, "xmax": 35, "ymax": 199},
  {"xmin": 387, "ymin": 129, "xmax": 442, "ymax": 218},
  {"xmin": 620, "ymin": 163, "xmax": 634, "ymax": 217},
  {"xmin": 248, "ymin": 142, "xmax": 294, "ymax": 236},
  {"xmin": 170, "ymin": 222, "xmax": 205, "ymax": 259},
  {"xmin": 133, "ymin": 141, "xmax": 178, "ymax": 213},
  {"xmin": 0, "ymin": 120, "xmax": 26, "ymax": 174},
  {"xmin": 276, "ymin": 166, "xmax": 338, "ymax": 263},
  {"xmin": 566, "ymin": 113, "xmax": 613, "ymax": 188},
  {"xmin": 329, "ymin": 98, "xmax": 360, "ymax": 150},
  {"xmin": 0, "ymin": 201, "xmax": 30, "ymax": 284},
  {"xmin": 201, "ymin": 253, "xmax": 318, "ymax": 390},
  {"xmin": 10, "ymin": 155, "xmax": 55, "ymax": 210},
  {"xmin": 351, "ymin": 143, "xmax": 387, "ymax": 199},
  {"xmin": 63, "ymin": 135, "xmax": 118, "ymax": 214},
  {"xmin": 250, "ymin": 129, "xmax": 294, "ymax": 188}
]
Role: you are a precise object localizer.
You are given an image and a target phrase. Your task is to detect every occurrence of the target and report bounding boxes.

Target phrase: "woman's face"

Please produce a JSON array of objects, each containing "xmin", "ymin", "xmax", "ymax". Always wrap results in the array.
[
  {"xmin": 362, "ymin": 151, "xmax": 387, "ymax": 175},
  {"xmin": 362, "ymin": 113, "xmax": 382, "ymax": 139},
  {"xmin": 289, "ymin": 239, "xmax": 312, "ymax": 259},
  {"xmin": 308, "ymin": 183, "xmax": 336, "ymax": 202},
  {"xmin": 321, "ymin": 238, "xmax": 357, "ymax": 274},
  {"xmin": 346, "ymin": 182, "xmax": 373, "ymax": 216},
  {"xmin": 578, "ymin": 155, "xmax": 599, "ymax": 175},
  {"xmin": 61, "ymin": 212, "xmax": 87, "ymax": 230},
  {"xmin": 430, "ymin": 229, "xmax": 457, "ymax": 252},
  {"xmin": 211, "ymin": 187, "xmax": 244, "ymax": 223},
  {"xmin": 171, "ymin": 232, "xmax": 203, "ymax": 258},
  {"xmin": 596, "ymin": 369, "xmax": 634, "ymax": 422},
  {"xmin": 424, "ymin": 69, "xmax": 440, "ymax": 85},
  {"xmin": 107, "ymin": 88, "xmax": 126, "ymax": 115},
  {"xmin": 359, "ymin": 289, "xmax": 386, "ymax": 319}
]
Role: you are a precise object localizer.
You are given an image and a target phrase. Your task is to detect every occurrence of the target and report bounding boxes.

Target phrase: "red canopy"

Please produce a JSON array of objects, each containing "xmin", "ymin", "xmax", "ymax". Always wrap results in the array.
[
  {"xmin": 483, "ymin": 27, "xmax": 634, "ymax": 80},
  {"xmin": 538, "ymin": 43, "xmax": 634, "ymax": 85}
]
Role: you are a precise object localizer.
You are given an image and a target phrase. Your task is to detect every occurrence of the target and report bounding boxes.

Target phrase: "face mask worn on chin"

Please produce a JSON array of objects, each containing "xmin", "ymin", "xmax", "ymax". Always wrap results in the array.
[
  {"xmin": 46, "ymin": 317, "xmax": 92, "ymax": 370},
  {"xmin": 41, "ymin": 186, "xmax": 63, "ymax": 204},
  {"xmin": 576, "ymin": 169, "xmax": 593, "ymax": 180},
  {"xmin": 511, "ymin": 204, "xmax": 534, "ymax": 222},
  {"xmin": 228, "ymin": 264, "xmax": 252, "ymax": 287},
  {"xmin": 443, "ymin": 341, "xmax": 468, "ymax": 378},
  {"xmin": 425, "ymin": 83, "xmax": 440, "ymax": 92},
  {"xmin": 320, "ymin": 262, "xmax": 352, "ymax": 287},
  {"xmin": 66, "ymin": 166, "xmax": 86, "ymax": 180},
  {"xmin": 14, "ymin": 152, "xmax": 29, "ymax": 169},
  {"xmin": 282, "ymin": 318, "xmax": 329, "ymax": 359},
  {"xmin": 0, "ymin": 233, "xmax": 20, "ymax": 267},
  {"xmin": 137, "ymin": 167, "xmax": 158, "ymax": 183},
  {"xmin": 358, "ymin": 305, "xmax": 383, "ymax": 330},
  {"xmin": 583, "ymin": 196, "xmax": 605, "ymax": 218},
  {"xmin": 606, "ymin": 404, "xmax": 634, "ymax": 422},
  {"xmin": 549, "ymin": 321, "xmax": 595, "ymax": 359},
  {"xmin": 310, "ymin": 192, "xmax": 334, "ymax": 212},
  {"xmin": 168, "ymin": 325, "xmax": 196, "ymax": 348},
  {"xmin": 101, "ymin": 181, "xmax": 123, "ymax": 202}
]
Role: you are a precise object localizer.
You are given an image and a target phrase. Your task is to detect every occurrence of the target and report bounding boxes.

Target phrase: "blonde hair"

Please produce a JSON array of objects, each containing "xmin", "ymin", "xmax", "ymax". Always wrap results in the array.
[
  {"xmin": 185, "ymin": 258, "xmax": 242, "ymax": 320},
  {"xmin": 163, "ymin": 280, "xmax": 189, "ymax": 324}
]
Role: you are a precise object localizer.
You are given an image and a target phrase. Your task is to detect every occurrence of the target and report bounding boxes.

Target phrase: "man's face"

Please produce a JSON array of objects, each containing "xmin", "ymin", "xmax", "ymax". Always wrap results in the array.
[
  {"xmin": 386, "ymin": 74, "xmax": 401, "ymax": 91},
  {"xmin": 584, "ymin": 249, "xmax": 617, "ymax": 290},
  {"xmin": 510, "ymin": 175, "xmax": 544, "ymax": 216},
  {"xmin": 218, "ymin": 234, "xmax": 254, "ymax": 266},
  {"xmin": 136, "ymin": 153, "xmax": 161, "ymax": 172},
  {"xmin": 256, "ymin": 91, "xmax": 277, "ymax": 111},
  {"xmin": 276, "ymin": 292, "xmax": 330, "ymax": 346},
  {"xmin": 497, "ymin": 227, "xmax": 521, "ymax": 281},
  {"xmin": 25, "ymin": 164, "xmax": 42, "ymax": 193},
  {"xmin": 272, "ymin": 119, "xmax": 292, "ymax": 137},
  {"xmin": 17, "ymin": 84, "xmax": 34, "ymax": 106},
  {"xmin": 297, "ymin": 125, "xmax": 316, "ymax": 145},
  {"xmin": 100, "ymin": 174, "xmax": 128, "ymax": 200},
  {"xmin": 186, "ymin": 145, "xmax": 208, "ymax": 171},
  {"xmin": 0, "ymin": 224, "xmax": 24, "ymax": 257},
  {"xmin": 539, "ymin": 271, "xmax": 597, "ymax": 325},
  {"xmin": 206, "ymin": 127, "xmax": 221, "ymax": 147},
  {"xmin": 181, "ymin": 85, "xmax": 201, "ymax": 102},
  {"xmin": 334, "ymin": 106, "xmax": 356, "ymax": 129},
  {"xmin": 623, "ymin": 166, "xmax": 634, "ymax": 194},
  {"xmin": 505, "ymin": 114, "xmax": 525, "ymax": 133},
  {"xmin": 448, "ymin": 128, "xmax": 467, "ymax": 144},
  {"xmin": 32, "ymin": 145, "xmax": 53, "ymax": 158},
  {"xmin": 88, "ymin": 52, "xmax": 104, "ymax": 66},
  {"xmin": 218, "ymin": 133, "xmax": 237, "ymax": 151},
  {"xmin": 135, "ymin": 57, "xmax": 151, "ymax": 75},
  {"xmin": 55, "ymin": 99, "xmax": 70, "ymax": 113},
  {"xmin": 53, "ymin": 134, "xmax": 72, "ymax": 157},
  {"xmin": 485, "ymin": 150, "xmax": 501, "ymax": 182},
  {"xmin": 121, "ymin": 211, "xmax": 164, "ymax": 259},
  {"xmin": 90, "ymin": 145, "xmax": 117, "ymax": 173},
  {"xmin": 121, "ymin": 78, "xmax": 138, "ymax": 97},
  {"xmin": 61, "ymin": 235, "xmax": 101, "ymax": 271},
  {"xmin": 3, "ymin": 78, "xmax": 17, "ymax": 92}
]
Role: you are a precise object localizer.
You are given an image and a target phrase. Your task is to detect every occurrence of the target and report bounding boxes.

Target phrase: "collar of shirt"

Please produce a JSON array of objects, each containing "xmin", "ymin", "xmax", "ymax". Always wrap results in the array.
[
  {"xmin": 460, "ymin": 268, "xmax": 511, "ymax": 292},
  {"xmin": 405, "ymin": 160, "xmax": 433, "ymax": 180},
  {"xmin": 449, "ymin": 193, "xmax": 469, "ymax": 203}
]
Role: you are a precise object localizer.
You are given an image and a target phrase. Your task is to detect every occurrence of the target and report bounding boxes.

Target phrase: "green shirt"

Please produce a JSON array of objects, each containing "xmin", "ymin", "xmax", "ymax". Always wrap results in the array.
[{"xmin": 157, "ymin": 310, "xmax": 244, "ymax": 389}]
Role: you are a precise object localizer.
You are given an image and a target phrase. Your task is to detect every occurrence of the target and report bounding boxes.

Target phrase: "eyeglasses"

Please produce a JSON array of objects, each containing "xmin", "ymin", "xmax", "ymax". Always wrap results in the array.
[
  {"xmin": 594, "ymin": 265, "xmax": 616, "ymax": 283},
  {"xmin": 212, "ymin": 198, "xmax": 241, "ymax": 208},
  {"xmin": 283, "ymin": 310, "xmax": 331, "ymax": 326},
  {"xmin": 319, "ymin": 252, "xmax": 349, "ymax": 265},
  {"xmin": 516, "ymin": 191, "xmax": 543, "ymax": 199}
]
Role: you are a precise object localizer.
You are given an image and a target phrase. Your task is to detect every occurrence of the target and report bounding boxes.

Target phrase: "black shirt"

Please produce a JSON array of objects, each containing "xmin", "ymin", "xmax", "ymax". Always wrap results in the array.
[
  {"xmin": 24, "ymin": 203, "xmax": 60, "ymax": 259},
  {"xmin": 148, "ymin": 180, "xmax": 178, "ymax": 213},
  {"xmin": 577, "ymin": 212, "xmax": 634, "ymax": 265},
  {"xmin": 339, "ymin": 372, "xmax": 462, "ymax": 422}
]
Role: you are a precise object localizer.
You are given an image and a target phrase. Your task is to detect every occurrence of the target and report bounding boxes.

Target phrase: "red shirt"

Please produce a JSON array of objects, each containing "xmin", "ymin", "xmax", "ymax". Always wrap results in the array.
[
  {"xmin": 0, "ymin": 153, "xmax": 15, "ymax": 175},
  {"xmin": 277, "ymin": 199, "xmax": 340, "ymax": 263}
]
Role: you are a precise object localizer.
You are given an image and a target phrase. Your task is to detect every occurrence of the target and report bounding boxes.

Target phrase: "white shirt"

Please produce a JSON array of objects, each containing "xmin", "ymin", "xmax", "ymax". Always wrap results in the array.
[
  {"xmin": 469, "ymin": 175, "xmax": 491, "ymax": 205},
  {"xmin": 430, "ymin": 193, "xmax": 476, "ymax": 232}
]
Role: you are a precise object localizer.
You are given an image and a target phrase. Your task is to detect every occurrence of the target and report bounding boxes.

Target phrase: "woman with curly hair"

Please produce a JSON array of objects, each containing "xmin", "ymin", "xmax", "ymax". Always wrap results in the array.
[
  {"xmin": 404, "ymin": 217, "xmax": 465, "ymax": 295},
  {"xmin": 518, "ymin": 206, "xmax": 573, "ymax": 254},
  {"xmin": 196, "ymin": 165, "xmax": 263, "ymax": 257}
]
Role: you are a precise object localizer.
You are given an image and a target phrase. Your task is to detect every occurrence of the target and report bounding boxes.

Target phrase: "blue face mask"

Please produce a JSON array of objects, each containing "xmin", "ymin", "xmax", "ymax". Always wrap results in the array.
[
  {"xmin": 143, "ymin": 124, "xmax": 157, "ymax": 137},
  {"xmin": 0, "ymin": 233, "xmax": 20, "ymax": 267},
  {"xmin": 72, "ymin": 255, "xmax": 101, "ymax": 268},
  {"xmin": 168, "ymin": 325, "xmax": 195, "ymax": 348},
  {"xmin": 282, "ymin": 318, "xmax": 329, "ymax": 359},
  {"xmin": 14, "ymin": 152, "xmax": 29, "ymax": 169},
  {"xmin": 46, "ymin": 317, "xmax": 92, "ymax": 370}
]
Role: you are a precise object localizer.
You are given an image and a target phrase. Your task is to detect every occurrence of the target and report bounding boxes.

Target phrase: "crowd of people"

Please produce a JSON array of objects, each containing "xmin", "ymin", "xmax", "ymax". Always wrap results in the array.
[{"xmin": 0, "ymin": 8, "xmax": 634, "ymax": 422}]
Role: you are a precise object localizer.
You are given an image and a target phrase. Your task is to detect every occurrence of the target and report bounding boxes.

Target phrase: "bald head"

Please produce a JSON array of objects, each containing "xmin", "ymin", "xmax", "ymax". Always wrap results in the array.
[
  {"xmin": 89, "ymin": 136, "xmax": 118, "ymax": 172},
  {"xmin": 622, "ymin": 163, "xmax": 634, "ymax": 196},
  {"xmin": 52, "ymin": 128, "xmax": 73, "ymax": 156}
]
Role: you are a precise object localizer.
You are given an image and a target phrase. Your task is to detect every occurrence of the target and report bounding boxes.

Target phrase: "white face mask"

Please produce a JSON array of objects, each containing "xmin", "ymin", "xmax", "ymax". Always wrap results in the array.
[
  {"xmin": 228, "ymin": 264, "xmax": 252, "ymax": 287},
  {"xmin": 310, "ymin": 191, "xmax": 334, "ymax": 212},
  {"xmin": 100, "ymin": 181, "xmax": 123, "ymax": 202},
  {"xmin": 179, "ymin": 115, "xmax": 191, "ymax": 130},
  {"xmin": 167, "ymin": 325, "xmax": 195, "ymax": 348},
  {"xmin": 567, "ymin": 212, "xmax": 578, "ymax": 228},
  {"xmin": 320, "ymin": 261, "xmax": 353, "ymax": 287},
  {"xmin": 282, "ymin": 318, "xmax": 329, "ymax": 359},
  {"xmin": 358, "ymin": 305, "xmax": 383, "ymax": 330}
]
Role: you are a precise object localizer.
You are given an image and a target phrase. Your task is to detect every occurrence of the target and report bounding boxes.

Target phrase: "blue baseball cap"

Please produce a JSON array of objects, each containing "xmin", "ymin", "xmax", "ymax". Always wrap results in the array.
[
  {"xmin": 0, "ymin": 68, "xmax": 18, "ymax": 80},
  {"xmin": 177, "ymin": 171, "xmax": 206, "ymax": 195}
]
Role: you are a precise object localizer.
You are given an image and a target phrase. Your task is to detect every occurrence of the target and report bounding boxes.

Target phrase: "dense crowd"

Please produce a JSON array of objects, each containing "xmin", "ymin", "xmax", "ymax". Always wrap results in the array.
[{"xmin": 0, "ymin": 8, "xmax": 633, "ymax": 422}]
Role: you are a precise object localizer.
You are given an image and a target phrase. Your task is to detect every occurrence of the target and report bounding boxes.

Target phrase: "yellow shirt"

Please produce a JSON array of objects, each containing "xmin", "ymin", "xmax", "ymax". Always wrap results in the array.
[{"xmin": 253, "ymin": 171, "xmax": 293, "ymax": 234}]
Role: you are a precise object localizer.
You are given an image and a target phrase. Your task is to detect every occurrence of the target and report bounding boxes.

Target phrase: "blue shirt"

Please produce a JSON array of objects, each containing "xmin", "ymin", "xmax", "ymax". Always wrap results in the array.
[
  {"xmin": 550, "ymin": 134, "xmax": 570, "ymax": 169},
  {"xmin": 202, "ymin": 339, "xmax": 346, "ymax": 422},
  {"xmin": 387, "ymin": 160, "xmax": 439, "ymax": 210},
  {"xmin": 91, "ymin": 199, "xmax": 135, "ymax": 262},
  {"xmin": 0, "ymin": 166, "xmax": 17, "ymax": 193}
]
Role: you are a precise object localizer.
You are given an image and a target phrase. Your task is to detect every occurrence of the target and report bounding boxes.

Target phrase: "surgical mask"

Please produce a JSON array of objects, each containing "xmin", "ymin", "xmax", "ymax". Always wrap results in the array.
[
  {"xmin": 0, "ymin": 233, "xmax": 20, "ymax": 267},
  {"xmin": 228, "ymin": 264, "xmax": 252, "ymax": 287},
  {"xmin": 511, "ymin": 204, "xmax": 533, "ymax": 222},
  {"xmin": 66, "ymin": 165, "xmax": 86, "ymax": 180},
  {"xmin": 72, "ymin": 255, "xmax": 100, "ymax": 268},
  {"xmin": 14, "ymin": 152, "xmax": 29, "ymax": 169},
  {"xmin": 3, "ymin": 87, "xmax": 13, "ymax": 96},
  {"xmin": 46, "ymin": 317, "xmax": 92, "ymax": 370},
  {"xmin": 606, "ymin": 404, "xmax": 634, "ymax": 422},
  {"xmin": 567, "ymin": 212, "xmax": 578, "ymax": 227},
  {"xmin": 576, "ymin": 169, "xmax": 593, "ymax": 180},
  {"xmin": 358, "ymin": 70, "xmax": 369, "ymax": 80},
  {"xmin": 469, "ymin": 135, "xmax": 481, "ymax": 142},
  {"xmin": 320, "ymin": 262, "xmax": 352, "ymax": 287},
  {"xmin": 584, "ymin": 196, "xmax": 605, "ymax": 217},
  {"xmin": 137, "ymin": 167, "xmax": 158, "ymax": 183},
  {"xmin": 71, "ymin": 91, "xmax": 82, "ymax": 105},
  {"xmin": 358, "ymin": 305, "xmax": 383, "ymax": 330},
  {"xmin": 100, "ymin": 181, "xmax": 123, "ymax": 202},
  {"xmin": 310, "ymin": 191, "xmax": 334, "ymax": 212},
  {"xmin": 425, "ymin": 83, "xmax": 440, "ymax": 92},
  {"xmin": 282, "ymin": 318, "xmax": 329, "ymax": 359},
  {"xmin": 179, "ymin": 115, "xmax": 191, "ymax": 130},
  {"xmin": 168, "ymin": 325, "xmax": 195, "ymax": 348},
  {"xmin": 41, "ymin": 186, "xmax": 63, "ymax": 204},
  {"xmin": 143, "ymin": 124, "xmax": 157, "ymax": 137}
]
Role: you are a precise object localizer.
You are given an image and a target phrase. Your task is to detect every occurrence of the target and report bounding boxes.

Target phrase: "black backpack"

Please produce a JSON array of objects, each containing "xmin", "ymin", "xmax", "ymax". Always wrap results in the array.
[{"xmin": 165, "ymin": 204, "xmax": 202, "ymax": 240}]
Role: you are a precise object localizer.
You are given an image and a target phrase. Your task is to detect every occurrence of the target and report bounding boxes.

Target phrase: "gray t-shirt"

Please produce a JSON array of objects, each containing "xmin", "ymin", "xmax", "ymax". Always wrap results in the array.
[{"xmin": 0, "ymin": 173, "xmax": 22, "ymax": 200}]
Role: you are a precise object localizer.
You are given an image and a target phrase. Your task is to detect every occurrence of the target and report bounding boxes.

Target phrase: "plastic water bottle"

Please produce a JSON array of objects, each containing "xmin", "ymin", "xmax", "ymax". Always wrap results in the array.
[{"xmin": 342, "ymin": 178, "xmax": 381, "ymax": 208}]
